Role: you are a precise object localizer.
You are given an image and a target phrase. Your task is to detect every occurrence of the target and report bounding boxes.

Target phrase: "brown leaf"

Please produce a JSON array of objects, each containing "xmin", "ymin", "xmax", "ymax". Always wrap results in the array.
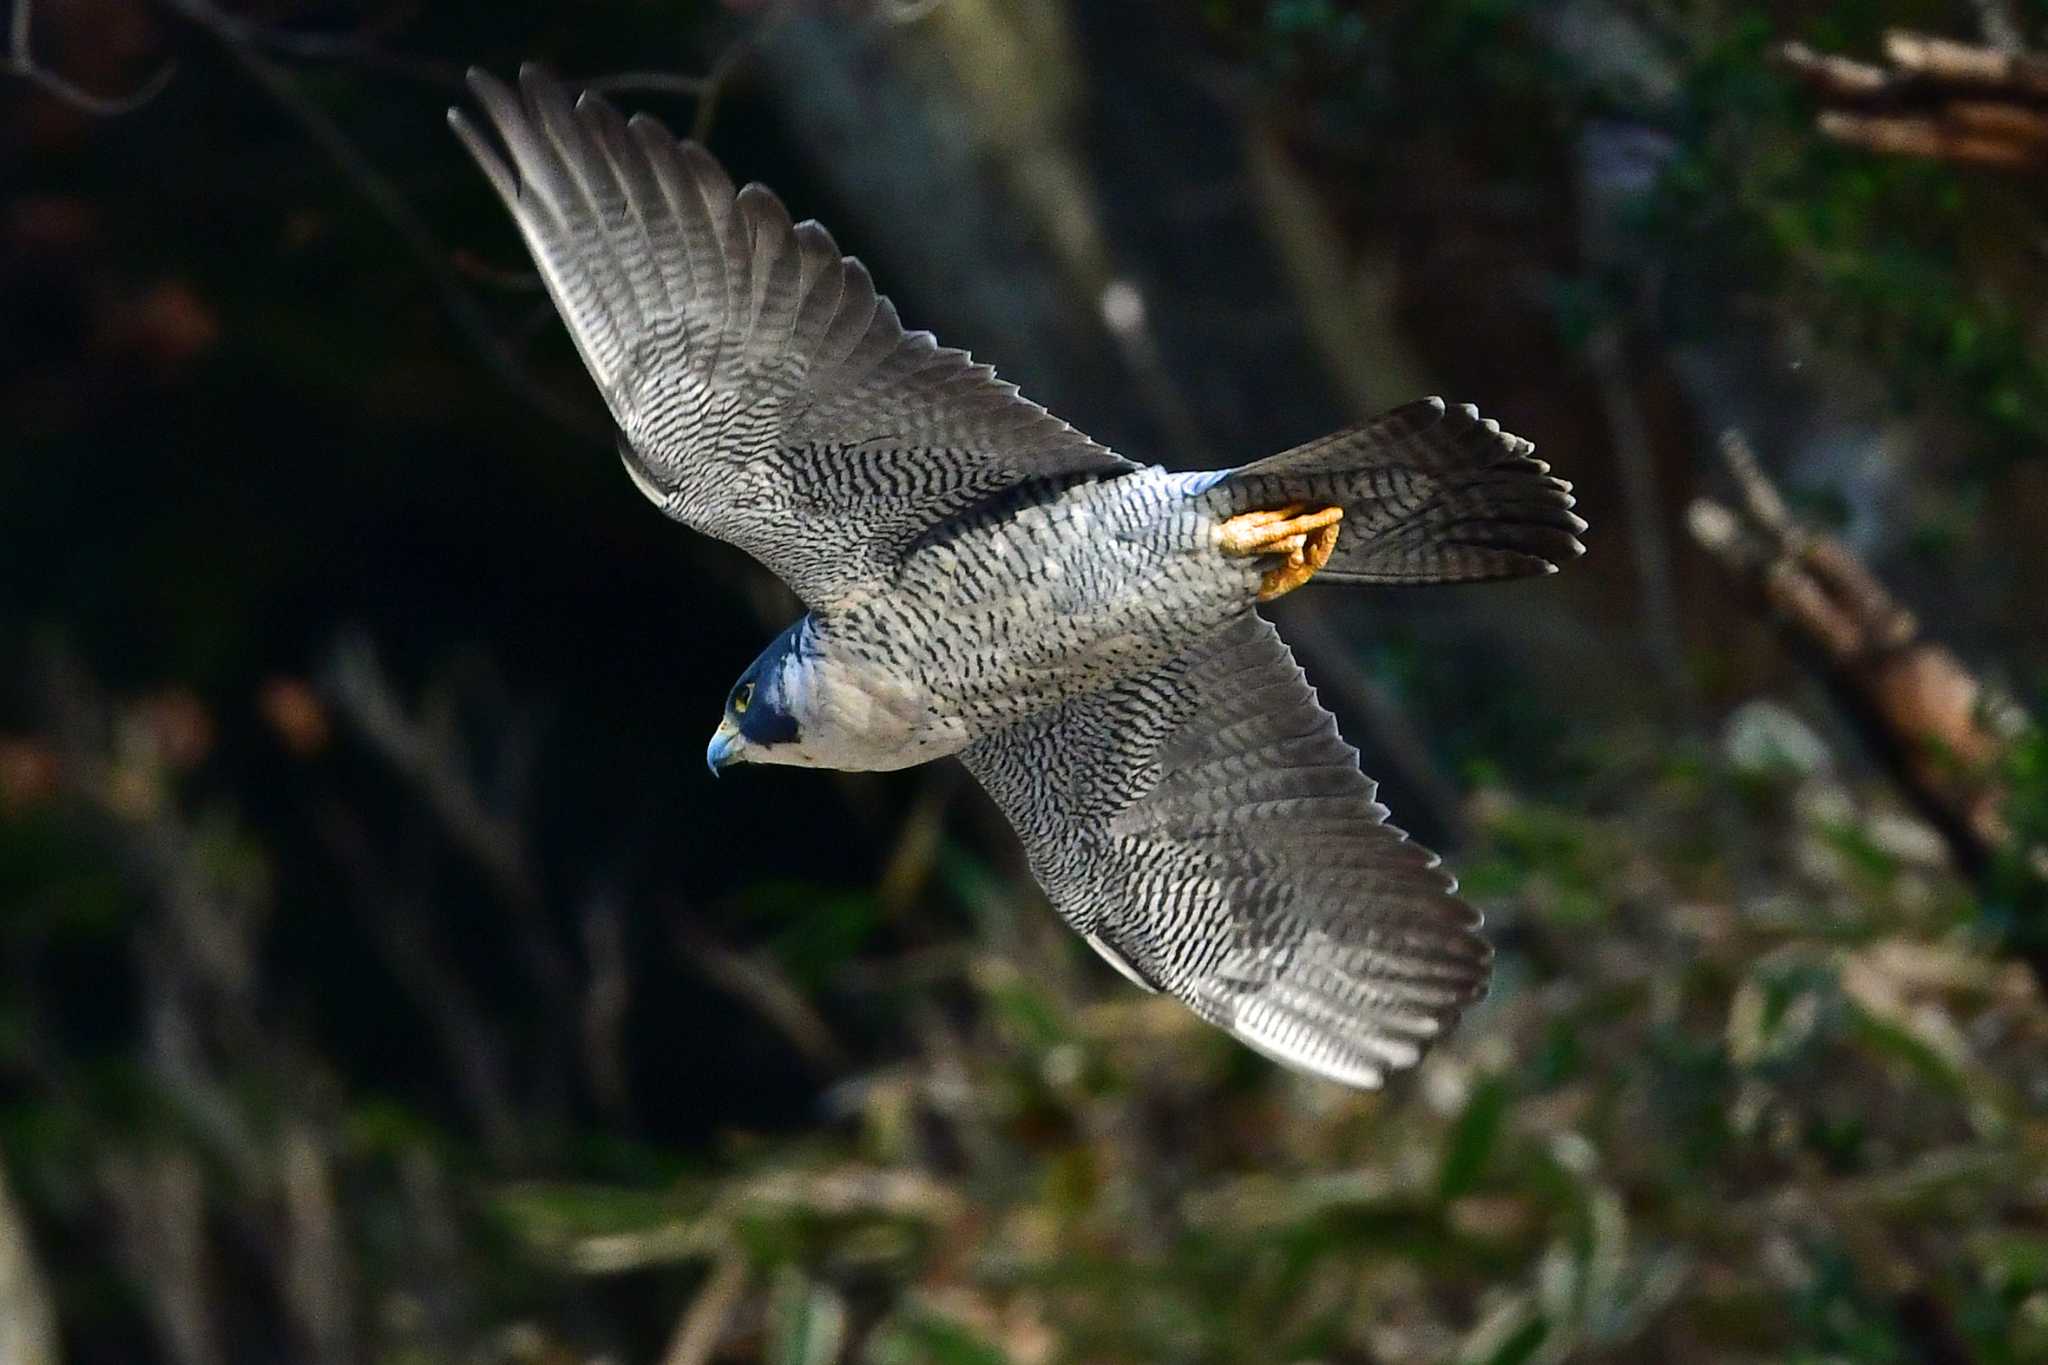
[
  {"xmin": 0, "ymin": 738, "xmax": 61, "ymax": 813},
  {"xmin": 259, "ymin": 678, "xmax": 331, "ymax": 758}
]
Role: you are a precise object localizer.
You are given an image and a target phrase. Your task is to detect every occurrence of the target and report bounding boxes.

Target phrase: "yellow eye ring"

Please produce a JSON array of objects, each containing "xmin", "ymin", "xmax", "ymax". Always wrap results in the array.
[{"xmin": 733, "ymin": 682, "xmax": 754, "ymax": 714}]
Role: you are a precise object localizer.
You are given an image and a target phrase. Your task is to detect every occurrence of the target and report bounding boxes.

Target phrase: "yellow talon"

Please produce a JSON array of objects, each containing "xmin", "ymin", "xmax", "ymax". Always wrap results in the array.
[{"xmin": 1217, "ymin": 503, "xmax": 1343, "ymax": 601}]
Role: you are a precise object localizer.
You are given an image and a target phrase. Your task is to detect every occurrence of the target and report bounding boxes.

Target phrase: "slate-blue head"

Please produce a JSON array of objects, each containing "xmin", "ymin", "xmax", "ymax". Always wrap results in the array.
[
  {"xmin": 706, "ymin": 617, "xmax": 811, "ymax": 775},
  {"xmin": 703, "ymin": 612, "xmax": 970, "ymax": 775}
]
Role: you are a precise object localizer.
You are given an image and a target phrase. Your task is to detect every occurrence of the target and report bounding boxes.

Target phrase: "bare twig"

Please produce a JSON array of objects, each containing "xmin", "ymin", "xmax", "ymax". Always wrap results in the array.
[
  {"xmin": 876, "ymin": 765, "xmax": 965, "ymax": 919},
  {"xmin": 1589, "ymin": 325, "xmax": 1690, "ymax": 701},
  {"xmin": 157, "ymin": 2, "xmax": 470, "ymax": 90},
  {"xmin": 1774, "ymin": 42, "xmax": 1892, "ymax": 99},
  {"xmin": 1098, "ymin": 278, "xmax": 1218, "ymax": 469},
  {"xmin": 676, "ymin": 0, "xmax": 829, "ymax": 144},
  {"xmin": 580, "ymin": 887, "xmax": 636, "ymax": 1124},
  {"xmin": 1885, "ymin": 30, "xmax": 2048, "ymax": 93},
  {"xmin": 660, "ymin": 1248, "xmax": 751, "ymax": 1365},
  {"xmin": 691, "ymin": 15, "xmax": 771, "ymax": 144},
  {"xmin": 679, "ymin": 924, "xmax": 849, "ymax": 1072},
  {"xmin": 1817, "ymin": 109, "xmax": 2047, "ymax": 168},
  {"xmin": 322, "ymin": 634, "xmax": 581, "ymax": 1143},
  {"xmin": 316, "ymin": 801, "xmax": 526, "ymax": 1164},
  {"xmin": 280, "ymin": 1126, "xmax": 355, "ymax": 1365},
  {"xmin": 147, "ymin": 0, "xmax": 801, "ymax": 434},
  {"xmin": 1688, "ymin": 430, "xmax": 2040, "ymax": 880},
  {"xmin": 5, "ymin": 0, "xmax": 176, "ymax": 114},
  {"xmin": 584, "ymin": 70, "xmax": 717, "ymax": 98},
  {"xmin": 159, "ymin": 0, "xmax": 607, "ymax": 442},
  {"xmin": 448, "ymin": 248, "xmax": 544, "ymax": 291},
  {"xmin": 150, "ymin": 0, "xmax": 742, "ymax": 104},
  {"xmin": 1279, "ymin": 609, "xmax": 1469, "ymax": 847},
  {"xmin": 102, "ymin": 1149, "xmax": 218, "ymax": 1365},
  {"xmin": 515, "ymin": 1164, "xmax": 963, "ymax": 1276},
  {"xmin": 324, "ymin": 635, "xmax": 574, "ymax": 1001},
  {"xmin": 1774, "ymin": 29, "xmax": 2048, "ymax": 170},
  {"xmin": 146, "ymin": 0, "xmax": 749, "ymax": 107},
  {"xmin": 0, "ymin": 1159, "xmax": 59, "ymax": 1365},
  {"xmin": 30, "ymin": 650, "xmax": 273, "ymax": 1183}
]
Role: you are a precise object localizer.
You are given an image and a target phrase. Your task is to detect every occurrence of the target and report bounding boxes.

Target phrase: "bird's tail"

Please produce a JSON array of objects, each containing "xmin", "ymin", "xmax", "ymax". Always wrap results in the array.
[{"xmin": 1214, "ymin": 397, "xmax": 1586, "ymax": 585}]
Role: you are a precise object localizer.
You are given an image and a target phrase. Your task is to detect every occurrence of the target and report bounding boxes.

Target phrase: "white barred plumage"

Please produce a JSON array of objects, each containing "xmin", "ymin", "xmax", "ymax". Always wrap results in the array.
[{"xmin": 451, "ymin": 65, "xmax": 1585, "ymax": 1089}]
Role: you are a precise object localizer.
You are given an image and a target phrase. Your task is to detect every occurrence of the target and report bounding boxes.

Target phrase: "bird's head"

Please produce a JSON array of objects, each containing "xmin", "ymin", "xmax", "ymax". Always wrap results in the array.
[
  {"xmin": 704, "ymin": 616, "xmax": 965, "ymax": 774},
  {"xmin": 706, "ymin": 618, "xmax": 814, "ymax": 774}
]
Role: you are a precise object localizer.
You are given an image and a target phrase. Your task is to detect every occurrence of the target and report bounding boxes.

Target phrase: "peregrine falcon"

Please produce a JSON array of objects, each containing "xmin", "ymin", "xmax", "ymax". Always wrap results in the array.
[{"xmin": 451, "ymin": 67, "xmax": 1585, "ymax": 1089}]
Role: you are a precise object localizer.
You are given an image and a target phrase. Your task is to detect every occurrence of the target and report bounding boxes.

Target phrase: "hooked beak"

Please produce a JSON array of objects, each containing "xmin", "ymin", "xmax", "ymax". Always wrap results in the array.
[{"xmin": 706, "ymin": 718, "xmax": 744, "ymax": 777}]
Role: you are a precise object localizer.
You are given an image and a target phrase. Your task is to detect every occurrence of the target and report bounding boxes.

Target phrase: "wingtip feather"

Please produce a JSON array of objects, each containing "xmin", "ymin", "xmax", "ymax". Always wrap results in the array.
[{"xmin": 449, "ymin": 59, "xmax": 1130, "ymax": 609}]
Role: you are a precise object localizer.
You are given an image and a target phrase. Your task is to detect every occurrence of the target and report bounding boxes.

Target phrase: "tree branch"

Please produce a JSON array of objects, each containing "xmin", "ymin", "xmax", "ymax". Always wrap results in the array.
[
  {"xmin": 4, "ymin": 0, "xmax": 175, "ymax": 114},
  {"xmin": 159, "ymin": 0, "xmax": 609, "ymax": 443},
  {"xmin": 0, "ymin": 1159, "xmax": 58, "ymax": 1365},
  {"xmin": 323, "ymin": 634, "xmax": 581, "ymax": 1037},
  {"xmin": 1688, "ymin": 431, "xmax": 2043, "ymax": 892},
  {"xmin": 659, "ymin": 1248, "xmax": 750, "ymax": 1365},
  {"xmin": 1775, "ymin": 29, "xmax": 2048, "ymax": 170}
]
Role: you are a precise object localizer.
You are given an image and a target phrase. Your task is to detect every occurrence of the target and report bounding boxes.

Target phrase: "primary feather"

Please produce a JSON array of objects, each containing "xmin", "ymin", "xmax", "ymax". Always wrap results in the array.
[
  {"xmin": 450, "ymin": 65, "xmax": 1130, "ymax": 613},
  {"xmin": 964, "ymin": 613, "xmax": 1489, "ymax": 1089}
]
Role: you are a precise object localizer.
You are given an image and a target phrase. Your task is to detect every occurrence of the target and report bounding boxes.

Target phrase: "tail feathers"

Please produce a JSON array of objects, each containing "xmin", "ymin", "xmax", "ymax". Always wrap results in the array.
[{"xmin": 1225, "ymin": 397, "xmax": 1587, "ymax": 585}]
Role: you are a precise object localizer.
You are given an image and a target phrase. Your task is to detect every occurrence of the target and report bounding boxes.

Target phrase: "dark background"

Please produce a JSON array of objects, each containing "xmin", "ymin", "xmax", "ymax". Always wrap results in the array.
[{"xmin": 4, "ymin": 1, "xmax": 2047, "ymax": 1361}]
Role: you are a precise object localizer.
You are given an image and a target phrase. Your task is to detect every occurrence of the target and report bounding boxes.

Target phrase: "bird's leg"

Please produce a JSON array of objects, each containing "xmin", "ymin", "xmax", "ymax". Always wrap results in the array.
[{"xmin": 1217, "ymin": 503, "xmax": 1344, "ymax": 601}]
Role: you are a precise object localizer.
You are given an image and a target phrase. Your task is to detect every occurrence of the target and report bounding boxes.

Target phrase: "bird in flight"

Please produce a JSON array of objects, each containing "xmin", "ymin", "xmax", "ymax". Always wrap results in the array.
[{"xmin": 451, "ymin": 66, "xmax": 1585, "ymax": 1089}]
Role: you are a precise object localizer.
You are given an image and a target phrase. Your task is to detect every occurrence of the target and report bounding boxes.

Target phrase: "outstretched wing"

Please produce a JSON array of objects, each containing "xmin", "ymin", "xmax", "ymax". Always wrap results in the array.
[
  {"xmin": 962, "ymin": 612, "xmax": 1489, "ymax": 1089},
  {"xmin": 450, "ymin": 65, "xmax": 1134, "ymax": 613}
]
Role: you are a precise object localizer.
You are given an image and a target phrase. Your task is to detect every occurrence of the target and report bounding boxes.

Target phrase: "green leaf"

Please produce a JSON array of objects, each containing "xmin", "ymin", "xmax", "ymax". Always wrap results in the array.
[
  {"xmin": 865, "ymin": 1311, "xmax": 1010, "ymax": 1365},
  {"xmin": 770, "ymin": 1267, "xmax": 848, "ymax": 1365},
  {"xmin": 1459, "ymin": 1298, "xmax": 1551, "ymax": 1365},
  {"xmin": 1438, "ymin": 1077, "xmax": 1510, "ymax": 1202}
]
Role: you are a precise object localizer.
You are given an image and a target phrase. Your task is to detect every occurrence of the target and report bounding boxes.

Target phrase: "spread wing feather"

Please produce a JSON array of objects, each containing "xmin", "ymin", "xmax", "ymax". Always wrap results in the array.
[
  {"xmin": 962, "ymin": 612, "xmax": 1490, "ymax": 1089},
  {"xmin": 450, "ymin": 65, "xmax": 1133, "ymax": 612}
]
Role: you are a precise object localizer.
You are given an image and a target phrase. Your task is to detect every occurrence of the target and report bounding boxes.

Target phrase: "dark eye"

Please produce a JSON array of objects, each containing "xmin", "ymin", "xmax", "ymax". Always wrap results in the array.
[{"xmin": 733, "ymin": 682, "xmax": 755, "ymax": 715}]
